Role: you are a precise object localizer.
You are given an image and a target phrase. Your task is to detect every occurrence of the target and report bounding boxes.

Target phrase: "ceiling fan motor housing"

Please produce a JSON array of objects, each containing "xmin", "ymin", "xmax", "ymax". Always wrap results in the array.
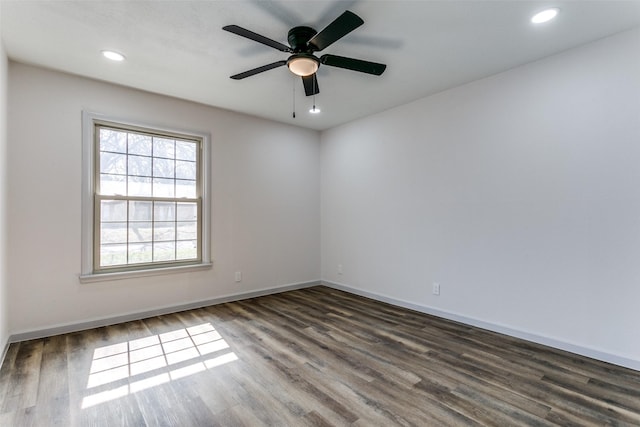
[{"xmin": 288, "ymin": 26, "xmax": 318, "ymax": 52}]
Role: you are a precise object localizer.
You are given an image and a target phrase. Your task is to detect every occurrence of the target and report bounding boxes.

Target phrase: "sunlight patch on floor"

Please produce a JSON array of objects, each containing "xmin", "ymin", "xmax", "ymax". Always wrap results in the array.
[{"xmin": 81, "ymin": 323, "xmax": 237, "ymax": 409}]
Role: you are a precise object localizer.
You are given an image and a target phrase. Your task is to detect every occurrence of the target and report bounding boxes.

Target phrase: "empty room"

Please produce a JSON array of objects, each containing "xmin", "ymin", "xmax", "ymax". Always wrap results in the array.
[{"xmin": 0, "ymin": 1, "xmax": 639, "ymax": 425}]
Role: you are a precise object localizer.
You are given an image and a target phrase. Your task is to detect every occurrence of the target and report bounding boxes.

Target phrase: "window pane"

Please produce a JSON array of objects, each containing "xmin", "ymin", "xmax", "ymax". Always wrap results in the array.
[
  {"xmin": 176, "ymin": 180, "xmax": 196, "ymax": 198},
  {"xmin": 154, "ymin": 138, "xmax": 174, "ymax": 158},
  {"xmin": 101, "ymin": 222, "xmax": 127, "ymax": 244},
  {"xmin": 153, "ymin": 178, "xmax": 175, "ymax": 197},
  {"xmin": 100, "ymin": 152, "xmax": 126, "ymax": 175},
  {"xmin": 92, "ymin": 123, "xmax": 203, "ymax": 272},
  {"xmin": 175, "ymin": 160, "xmax": 196, "ymax": 180},
  {"xmin": 153, "ymin": 158, "xmax": 175, "ymax": 178},
  {"xmin": 177, "ymin": 240, "xmax": 197, "ymax": 260},
  {"xmin": 101, "ymin": 244, "xmax": 128, "ymax": 267},
  {"xmin": 101, "ymin": 200, "xmax": 127, "ymax": 222},
  {"xmin": 177, "ymin": 203, "xmax": 197, "ymax": 221},
  {"xmin": 154, "ymin": 202, "xmax": 175, "ymax": 221},
  {"xmin": 100, "ymin": 129, "xmax": 127, "ymax": 153},
  {"xmin": 177, "ymin": 221, "xmax": 197, "ymax": 240},
  {"xmin": 130, "ymin": 201, "xmax": 152, "ymax": 221},
  {"xmin": 153, "ymin": 242, "xmax": 175, "ymax": 262},
  {"xmin": 154, "ymin": 222, "xmax": 175, "ymax": 242},
  {"xmin": 128, "ymin": 134, "xmax": 152, "ymax": 156},
  {"xmin": 129, "ymin": 222, "xmax": 152, "ymax": 243},
  {"xmin": 100, "ymin": 174, "xmax": 126, "ymax": 196},
  {"xmin": 128, "ymin": 176, "xmax": 152, "ymax": 197},
  {"xmin": 175, "ymin": 141, "xmax": 196, "ymax": 161},
  {"xmin": 128, "ymin": 155, "xmax": 151, "ymax": 177},
  {"xmin": 128, "ymin": 243, "xmax": 153, "ymax": 264}
]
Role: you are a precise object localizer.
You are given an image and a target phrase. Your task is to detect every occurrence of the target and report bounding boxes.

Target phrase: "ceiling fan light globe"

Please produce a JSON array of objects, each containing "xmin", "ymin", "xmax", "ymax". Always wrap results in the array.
[{"xmin": 287, "ymin": 56, "xmax": 319, "ymax": 77}]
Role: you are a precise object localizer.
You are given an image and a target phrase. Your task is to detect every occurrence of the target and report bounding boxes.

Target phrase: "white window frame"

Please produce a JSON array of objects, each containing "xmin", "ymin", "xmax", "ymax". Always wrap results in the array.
[{"xmin": 80, "ymin": 111, "xmax": 211, "ymax": 283}]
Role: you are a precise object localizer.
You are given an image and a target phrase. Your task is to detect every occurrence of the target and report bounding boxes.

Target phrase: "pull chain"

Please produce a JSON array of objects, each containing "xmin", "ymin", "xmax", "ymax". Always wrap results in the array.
[
  {"xmin": 310, "ymin": 75, "xmax": 320, "ymax": 113},
  {"xmin": 292, "ymin": 77, "xmax": 296, "ymax": 118}
]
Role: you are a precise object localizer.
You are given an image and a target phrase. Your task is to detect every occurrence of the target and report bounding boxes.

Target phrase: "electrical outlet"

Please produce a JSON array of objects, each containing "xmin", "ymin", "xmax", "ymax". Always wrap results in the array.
[
  {"xmin": 338, "ymin": 264, "xmax": 343, "ymax": 275},
  {"xmin": 235, "ymin": 271, "xmax": 242, "ymax": 282},
  {"xmin": 432, "ymin": 282, "xmax": 440, "ymax": 295}
]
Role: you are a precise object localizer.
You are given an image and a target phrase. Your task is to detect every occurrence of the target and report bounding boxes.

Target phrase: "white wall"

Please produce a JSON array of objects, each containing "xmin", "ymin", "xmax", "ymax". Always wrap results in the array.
[
  {"xmin": 7, "ymin": 63, "xmax": 320, "ymax": 334},
  {"xmin": 0, "ymin": 6, "xmax": 10, "ymax": 356},
  {"xmin": 321, "ymin": 28, "xmax": 640, "ymax": 369}
]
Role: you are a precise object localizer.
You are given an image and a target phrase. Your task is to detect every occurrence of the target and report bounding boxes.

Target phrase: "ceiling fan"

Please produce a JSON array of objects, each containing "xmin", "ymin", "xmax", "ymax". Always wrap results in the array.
[{"xmin": 223, "ymin": 10, "xmax": 386, "ymax": 96}]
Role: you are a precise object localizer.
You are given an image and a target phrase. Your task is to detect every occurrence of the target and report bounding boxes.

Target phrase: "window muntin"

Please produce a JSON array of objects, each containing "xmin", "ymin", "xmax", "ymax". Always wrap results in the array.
[{"xmin": 94, "ymin": 123, "xmax": 202, "ymax": 272}]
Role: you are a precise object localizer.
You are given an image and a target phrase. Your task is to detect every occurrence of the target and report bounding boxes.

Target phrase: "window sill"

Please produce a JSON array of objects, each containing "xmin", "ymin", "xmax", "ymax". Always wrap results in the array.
[{"xmin": 79, "ymin": 262, "xmax": 213, "ymax": 284}]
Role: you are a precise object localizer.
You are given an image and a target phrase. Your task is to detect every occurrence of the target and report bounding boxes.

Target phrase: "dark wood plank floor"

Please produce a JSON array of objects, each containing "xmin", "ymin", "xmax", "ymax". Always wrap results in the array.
[{"xmin": 1, "ymin": 286, "xmax": 639, "ymax": 426}]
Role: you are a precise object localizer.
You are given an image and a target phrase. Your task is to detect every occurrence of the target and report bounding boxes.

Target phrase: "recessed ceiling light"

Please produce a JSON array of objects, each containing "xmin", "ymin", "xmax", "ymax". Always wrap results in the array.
[
  {"xmin": 101, "ymin": 50, "xmax": 125, "ymax": 61},
  {"xmin": 531, "ymin": 8, "xmax": 559, "ymax": 24}
]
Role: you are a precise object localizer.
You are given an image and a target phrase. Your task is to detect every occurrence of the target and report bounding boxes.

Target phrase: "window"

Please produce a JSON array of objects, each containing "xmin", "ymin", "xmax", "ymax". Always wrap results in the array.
[{"xmin": 81, "ymin": 113, "xmax": 211, "ymax": 281}]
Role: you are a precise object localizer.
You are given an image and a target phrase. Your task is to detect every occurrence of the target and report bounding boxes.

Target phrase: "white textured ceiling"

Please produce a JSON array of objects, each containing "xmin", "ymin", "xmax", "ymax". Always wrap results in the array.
[{"xmin": 2, "ymin": 0, "xmax": 640, "ymax": 131}]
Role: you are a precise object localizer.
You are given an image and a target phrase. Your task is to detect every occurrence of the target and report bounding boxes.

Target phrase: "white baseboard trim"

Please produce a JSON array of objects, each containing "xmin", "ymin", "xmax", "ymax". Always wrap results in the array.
[
  {"xmin": 0, "ymin": 337, "xmax": 9, "ymax": 370},
  {"xmin": 322, "ymin": 280, "xmax": 640, "ymax": 372},
  {"xmin": 10, "ymin": 280, "xmax": 320, "ymax": 343}
]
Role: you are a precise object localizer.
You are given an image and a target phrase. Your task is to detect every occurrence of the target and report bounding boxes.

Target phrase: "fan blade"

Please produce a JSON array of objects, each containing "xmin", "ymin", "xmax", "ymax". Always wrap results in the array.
[
  {"xmin": 230, "ymin": 61, "xmax": 287, "ymax": 80},
  {"xmin": 302, "ymin": 74, "xmax": 320, "ymax": 96},
  {"xmin": 320, "ymin": 54, "xmax": 386, "ymax": 75},
  {"xmin": 223, "ymin": 25, "xmax": 292, "ymax": 52},
  {"xmin": 308, "ymin": 10, "xmax": 364, "ymax": 51}
]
